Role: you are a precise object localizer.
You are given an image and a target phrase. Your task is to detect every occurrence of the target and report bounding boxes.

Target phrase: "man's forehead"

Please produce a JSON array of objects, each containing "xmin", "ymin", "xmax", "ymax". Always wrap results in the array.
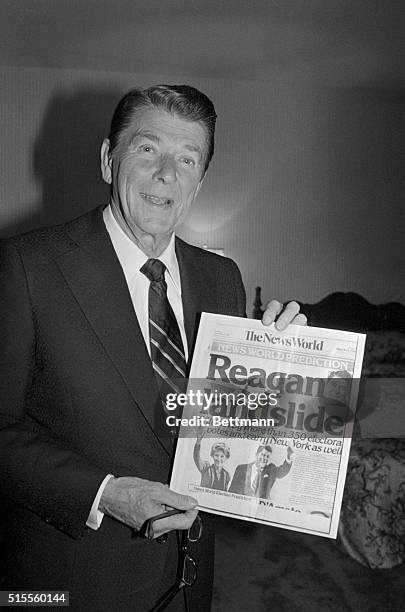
[{"xmin": 125, "ymin": 107, "xmax": 206, "ymax": 145}]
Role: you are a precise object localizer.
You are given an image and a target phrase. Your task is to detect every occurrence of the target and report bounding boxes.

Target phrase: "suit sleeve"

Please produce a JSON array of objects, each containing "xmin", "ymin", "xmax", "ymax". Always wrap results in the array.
[
  {"xmin": 229, "ymin": 258, "xmax": 247, "ymax": 318},
  {"xmin": 0, "ymin": 240, "xmax": 107, "ymax": 539},
  {"xmin": 275, "ymin": 459, "xmax": 292, "ymax": 480}
]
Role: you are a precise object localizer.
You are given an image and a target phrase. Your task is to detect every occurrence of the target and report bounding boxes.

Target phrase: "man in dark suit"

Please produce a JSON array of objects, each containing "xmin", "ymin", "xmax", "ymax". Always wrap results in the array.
[
  {"xmin": 229, "ymin": 445, "xmax": 293, "ymax": 498},
  {"xmin": 261, "ymin": 446, "xmax": 294, "ymax": 499},
  {"xmin": 0, "ymin": 85, "xmax": 306, "ymax": 610}
]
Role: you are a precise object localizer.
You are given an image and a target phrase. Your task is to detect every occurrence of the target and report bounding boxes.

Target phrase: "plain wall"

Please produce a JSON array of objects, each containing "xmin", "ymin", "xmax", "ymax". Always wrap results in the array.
[{"xmin": 0, "ymin": 65, "xmax": 403, "ymax": 310}]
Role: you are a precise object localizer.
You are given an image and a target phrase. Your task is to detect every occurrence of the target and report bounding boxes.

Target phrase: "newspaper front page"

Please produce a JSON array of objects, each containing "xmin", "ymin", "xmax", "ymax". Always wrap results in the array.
[{"xmin": 170, "ymin": 314, "xmax": 366, "ymax": 538}]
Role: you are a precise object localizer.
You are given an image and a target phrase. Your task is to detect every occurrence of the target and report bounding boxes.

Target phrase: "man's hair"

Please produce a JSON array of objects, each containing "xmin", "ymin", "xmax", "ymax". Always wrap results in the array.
[
  {"xmin": 257, "ymin": 445, "xmax": 272, "ymax": 455},
  {"xmin": 107, "ymin": 84, "xmax": 217, "ymax": 174}
]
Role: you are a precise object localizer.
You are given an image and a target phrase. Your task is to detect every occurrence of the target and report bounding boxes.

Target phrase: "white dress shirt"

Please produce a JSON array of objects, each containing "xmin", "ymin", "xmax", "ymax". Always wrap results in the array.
[
  {"xmin": 250, "ymin": 464, "xmax": 259, "ymax": 491},
  {"xmin": 86, "ymin": 205, "xmax": 188, "ymax": 530}
]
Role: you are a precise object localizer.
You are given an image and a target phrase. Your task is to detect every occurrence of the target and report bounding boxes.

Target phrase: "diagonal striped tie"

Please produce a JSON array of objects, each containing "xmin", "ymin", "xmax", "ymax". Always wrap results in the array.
[{"xmin": 141, "ymin": 259, "xmax": 187, "ymax": 406}]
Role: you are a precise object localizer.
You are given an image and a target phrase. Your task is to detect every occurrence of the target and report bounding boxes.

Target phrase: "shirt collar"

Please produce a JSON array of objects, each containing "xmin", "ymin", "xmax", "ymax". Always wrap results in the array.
[{"xmin": 103, "ymin": 205, "xmax": 181, "ymax": 293}]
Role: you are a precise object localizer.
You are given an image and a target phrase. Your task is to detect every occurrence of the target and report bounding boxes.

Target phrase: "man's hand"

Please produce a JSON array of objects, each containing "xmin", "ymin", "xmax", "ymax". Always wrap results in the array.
[
  {"xmin": 99, "ymin": 476, "xmax": 198, "ymax": 538},
  {"xmin": 262, "ymin": 300, "xmax": 307, "ymax": 330}
]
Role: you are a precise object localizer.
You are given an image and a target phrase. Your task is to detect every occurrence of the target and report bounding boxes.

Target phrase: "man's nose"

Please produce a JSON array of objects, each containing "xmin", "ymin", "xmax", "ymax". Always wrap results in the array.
[{"xmin": 152, "ymin": 155, "xmax": 177, "ymax": 183}]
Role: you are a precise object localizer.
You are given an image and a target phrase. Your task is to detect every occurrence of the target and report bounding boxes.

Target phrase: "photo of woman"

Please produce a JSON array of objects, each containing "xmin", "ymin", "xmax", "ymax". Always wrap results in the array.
[{"xmin": 193, "ymin": 437, "xmax": 231, "ymax": 491}]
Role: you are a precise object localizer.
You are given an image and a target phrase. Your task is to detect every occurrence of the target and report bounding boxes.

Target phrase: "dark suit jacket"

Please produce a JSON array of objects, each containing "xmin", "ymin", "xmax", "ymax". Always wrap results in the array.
[
  {"xmin": 0, "ymin": 206, "xmax": 246, "ymax": 611},
  {"xmin": 229, "ymin": 460, "xmax": 291, "ymax": 498},
  {"xmin": 261, "ymin": 460, "xmax": 292, "ymax": 499},
  {"xmin": 228, "ymin": 463, "xmax": 258, "ymax": 496}
]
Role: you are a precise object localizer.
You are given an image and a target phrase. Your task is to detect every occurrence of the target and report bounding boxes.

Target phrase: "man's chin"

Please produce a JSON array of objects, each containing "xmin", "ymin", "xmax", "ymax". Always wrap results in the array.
[{"xmin": 140, "ymin": 225, "xmax": 176, "ymax": 239}]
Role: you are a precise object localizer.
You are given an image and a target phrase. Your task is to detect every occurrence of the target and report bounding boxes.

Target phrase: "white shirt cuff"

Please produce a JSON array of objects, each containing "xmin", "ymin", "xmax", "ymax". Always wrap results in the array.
[{"xmin": 86, "ymin": 474, "xmax": 115, "ymax": 530}]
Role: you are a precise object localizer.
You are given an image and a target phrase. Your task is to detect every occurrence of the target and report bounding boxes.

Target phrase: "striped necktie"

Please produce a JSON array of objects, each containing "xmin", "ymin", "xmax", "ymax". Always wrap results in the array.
[{"xmin": 141, "ymin": 259, "xmax": 187, "ymax": 402}]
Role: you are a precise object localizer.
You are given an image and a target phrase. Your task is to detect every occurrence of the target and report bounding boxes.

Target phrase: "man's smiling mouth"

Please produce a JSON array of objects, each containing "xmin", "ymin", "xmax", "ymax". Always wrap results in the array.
[{"xmin": 140, "ymin": 193, "xmax": 174, "ymax": 206}]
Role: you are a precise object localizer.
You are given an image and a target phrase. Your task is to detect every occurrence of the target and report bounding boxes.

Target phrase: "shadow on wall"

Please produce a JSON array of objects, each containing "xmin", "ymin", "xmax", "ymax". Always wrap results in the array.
[{"xmin": 0, "ymin": 87, "xmax": 122, "ymax": 238}]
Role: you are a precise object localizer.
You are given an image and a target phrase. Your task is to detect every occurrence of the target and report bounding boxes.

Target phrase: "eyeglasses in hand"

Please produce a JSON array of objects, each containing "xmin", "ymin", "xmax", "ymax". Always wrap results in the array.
[{"xmin": 149, "ymin": 514, "xmax": 203, "ymax": 612}]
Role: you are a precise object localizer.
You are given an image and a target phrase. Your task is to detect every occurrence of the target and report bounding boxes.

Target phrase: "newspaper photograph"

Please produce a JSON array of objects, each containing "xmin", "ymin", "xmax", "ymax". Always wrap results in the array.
[{"xmin": 170, "ymin": 314, "xmax": 366, "ymax": 538}]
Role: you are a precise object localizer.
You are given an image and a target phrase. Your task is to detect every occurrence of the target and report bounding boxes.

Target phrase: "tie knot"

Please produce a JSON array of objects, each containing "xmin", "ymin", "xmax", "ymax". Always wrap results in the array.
[{"xmin": 141, "ymin": 258, "xmax": 166, "ymax": 283}]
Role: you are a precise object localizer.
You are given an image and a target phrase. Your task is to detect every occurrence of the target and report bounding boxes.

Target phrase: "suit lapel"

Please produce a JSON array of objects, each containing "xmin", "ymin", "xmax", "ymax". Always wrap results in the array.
[
  {"xmin": 175, "ymin": 238, "xmax": 218, "ymax": 364},
  {"xmin": 176, "ymin": 240, "xmax": 200, "ymax": 359},
  {"xmin": 56, "ymin": 208, "xmax": 170, "ymax": 456}
]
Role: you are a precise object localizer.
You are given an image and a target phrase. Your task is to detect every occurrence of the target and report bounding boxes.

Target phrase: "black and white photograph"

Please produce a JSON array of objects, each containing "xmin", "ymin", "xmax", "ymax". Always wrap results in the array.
[{"xmin": 0, "ymin": 2, "xmax": 404, "ymax": 611}]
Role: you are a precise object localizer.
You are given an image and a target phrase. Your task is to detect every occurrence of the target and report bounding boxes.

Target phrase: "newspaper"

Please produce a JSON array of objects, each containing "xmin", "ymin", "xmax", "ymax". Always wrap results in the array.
[{"xmin": 170, "ymin": 313, "xmax": 366, "ymax": 538}]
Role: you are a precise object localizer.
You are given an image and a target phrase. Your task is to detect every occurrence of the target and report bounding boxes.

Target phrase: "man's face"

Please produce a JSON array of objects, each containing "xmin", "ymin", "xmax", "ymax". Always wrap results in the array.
[
  {"xmin": 101, "ymin": 107, "xmax": 206, "ymax": 248},
  {"xmin": 255, "ymin": 449, "xmax": 271, "ymax": 470}
]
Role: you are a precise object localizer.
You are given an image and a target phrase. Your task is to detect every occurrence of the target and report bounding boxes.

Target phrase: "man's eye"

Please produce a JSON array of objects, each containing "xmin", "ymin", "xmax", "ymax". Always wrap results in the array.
[
  {"xmin": 139, "ymin": 145, "xmax": 155, "ymax": 153},
  {"xmin": 181, "ymin": 157, "xmax": 196, "ymax": 167}
]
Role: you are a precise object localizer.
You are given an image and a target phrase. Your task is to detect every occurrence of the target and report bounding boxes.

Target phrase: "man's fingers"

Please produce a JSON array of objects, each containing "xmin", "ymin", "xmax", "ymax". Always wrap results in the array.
[
  {"xmin": 100, "ymin": 477, "xmax": 198, "ymax": 532},
  {"xmin": 153, "ymin": 508, "xmax": 199, "ymax": 538},
  {"xmin": 262, "ymin": 299, "xmax": 283, "ymax": 325},
  {"xmin": 274, "ymin": 301, "xmax": 301, "ymax": 330},
  {"xmin": 262, "ymin": 300, "xmax": 306, "ymax": 329},
  {"xmin": 154, "ymin": 484, "xmax": 198, "ymax": 511},
  {"xmin": 291, "ymin": 313, "xmax": 307, "ymax": 326}
]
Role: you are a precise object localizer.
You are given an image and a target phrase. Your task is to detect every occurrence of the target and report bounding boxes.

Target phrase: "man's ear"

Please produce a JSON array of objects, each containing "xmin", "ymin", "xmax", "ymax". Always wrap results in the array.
[{"xmin": 100, "ymin": 139, "xmax": 112, "ymax": 184}]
